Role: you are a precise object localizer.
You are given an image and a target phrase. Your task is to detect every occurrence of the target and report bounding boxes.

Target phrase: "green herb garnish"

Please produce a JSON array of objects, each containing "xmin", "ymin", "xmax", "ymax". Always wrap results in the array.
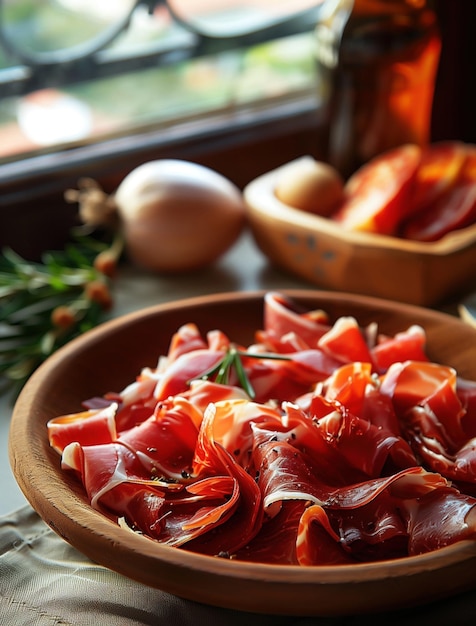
[{"xmin": 195, "ymin": 346, "xmax": 292, "ymax": 399}]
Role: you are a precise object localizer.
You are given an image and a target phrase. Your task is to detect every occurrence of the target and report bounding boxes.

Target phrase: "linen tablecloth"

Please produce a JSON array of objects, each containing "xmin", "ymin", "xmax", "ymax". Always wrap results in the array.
[{"xmin": 1, "ymin": 505, "xmax": 475, "ymax": 625}]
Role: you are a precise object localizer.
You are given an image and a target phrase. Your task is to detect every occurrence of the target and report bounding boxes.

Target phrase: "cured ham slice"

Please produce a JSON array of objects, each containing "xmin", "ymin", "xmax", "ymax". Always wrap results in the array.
[
  {"xmin": 118, "ymin": 397, "xmax": 201, "ymax": 480},
  {"xmin": 166, "ymin": 322, "xmax": 208, "ymax": 361},
  {"xmin": 295, "ymin": 472, "xmax": 467, "ymax": 565},
  {"xmin": 404, "ymin": 487, "xmax": 476, "ymax": 554},
  {"xmin": 236, "ymin": 500, "xmax": 307, "ymax": 564},
  {"xmin": 381, "ymin": 360, "xmax": 476, "ymax": 486},
  {"xmin": 318, "ymin": 316, "xmax": 373, "ymax": 365},
  {"xmin": 153, "ymin": 349, "xmax": 225, "ymax": 401},
  {"xmin": 457, "ymin": 377, "xmax": 476, "ymax": 438},
  {"xmin": 372, "ymin": 325, "xmax": 428, "ymax": 373},
  {"xmin": 47, "ymin": 403, "xmax": 118, "ymax": 454},
  {"xmin": 296, "ymin": 498, "xmax": 406, "ymax": 565},
  {"xmin": 260, "ymin": 291, "xmax": 330, "ymax": 349},
  {"xmin": 61, "ymin": 440, "xmax": 178, "ymax": 512}
]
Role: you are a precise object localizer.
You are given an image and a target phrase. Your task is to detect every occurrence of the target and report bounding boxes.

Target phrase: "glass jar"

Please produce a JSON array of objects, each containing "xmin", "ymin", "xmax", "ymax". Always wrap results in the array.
[{"xmin": 315, "ymin": 0, "xmax": 441, "ymax": 178}]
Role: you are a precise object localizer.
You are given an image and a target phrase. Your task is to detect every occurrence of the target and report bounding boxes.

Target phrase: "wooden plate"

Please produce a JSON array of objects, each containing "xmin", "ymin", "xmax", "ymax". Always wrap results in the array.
[{"xmin": 8, "ymin": 290, "xmax": 476, "ymax": 617}]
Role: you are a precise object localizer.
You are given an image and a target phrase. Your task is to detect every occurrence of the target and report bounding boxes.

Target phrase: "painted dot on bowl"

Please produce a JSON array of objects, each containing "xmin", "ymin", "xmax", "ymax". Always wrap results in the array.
[
  {"xmin": 322, "ymin": 249, "xmax": 337, "ymax": 262},
  {"xmin": 306, "ymin": 235, "xmax": 317, "ymax": 250},
  {"xmin": 286, "ymin": 233, "xmax": 300, "ymax": 245}
]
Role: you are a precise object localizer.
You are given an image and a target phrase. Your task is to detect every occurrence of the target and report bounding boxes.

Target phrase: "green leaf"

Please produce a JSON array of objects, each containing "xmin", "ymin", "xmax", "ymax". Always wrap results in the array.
[
  {"xmin": 232, "ymin": 349, "xmax": 255, "ymax": 399},
  {"xmin": 191, "ymin": 346, "xmax": 291, "ymax": 399}
]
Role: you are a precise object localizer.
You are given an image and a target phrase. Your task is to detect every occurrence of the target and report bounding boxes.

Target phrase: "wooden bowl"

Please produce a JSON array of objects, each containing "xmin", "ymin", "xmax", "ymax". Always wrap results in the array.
[
  {"xmin": 244, "ymin": 159, "xmax": 476, "ymax": 306},
  {"xmin": 9, "ymin": 290, "xmax": 476, "ymax": 617}
]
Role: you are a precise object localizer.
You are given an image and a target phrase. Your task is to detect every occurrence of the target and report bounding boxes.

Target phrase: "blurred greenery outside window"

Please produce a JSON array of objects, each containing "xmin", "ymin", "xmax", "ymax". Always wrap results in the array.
[{"xmin": 0, "ymin": 0, "xmax": 320, "ymax": 162}]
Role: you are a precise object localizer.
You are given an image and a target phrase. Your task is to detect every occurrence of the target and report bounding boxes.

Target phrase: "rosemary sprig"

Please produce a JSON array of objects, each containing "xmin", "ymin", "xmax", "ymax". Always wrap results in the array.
[
  {"xmin": 195, "ymin": 346, "xmax": 292, "ymax": 399},
  {"xmin": 0, "ymin": 234, "xmax": 121, "ymax": 400}
]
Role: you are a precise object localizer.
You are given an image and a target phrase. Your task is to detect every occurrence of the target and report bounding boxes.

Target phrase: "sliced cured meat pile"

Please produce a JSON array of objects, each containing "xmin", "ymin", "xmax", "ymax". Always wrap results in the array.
[{"xmin": 47, "ymin": 292, "xmax": 476, "ymax": 565}]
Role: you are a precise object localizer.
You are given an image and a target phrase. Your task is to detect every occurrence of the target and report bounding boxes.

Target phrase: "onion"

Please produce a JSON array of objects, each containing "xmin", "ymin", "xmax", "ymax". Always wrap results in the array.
[
  {"xmin": 115, "ymin": 159, "xmax": 246, "ymax": 272},
  {"xmin": 67, "ymin": 160, "xmax": 246, "ymax": 273},
  {"xmin": 274, "ymin": 156, "xmax": 345, "ymax": 217}
]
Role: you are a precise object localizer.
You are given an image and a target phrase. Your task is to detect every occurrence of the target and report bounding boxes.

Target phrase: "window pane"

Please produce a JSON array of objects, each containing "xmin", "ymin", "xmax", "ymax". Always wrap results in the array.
[{"xmin": 0, "ymin": 1, "xmax": 320, "ymax": 160}]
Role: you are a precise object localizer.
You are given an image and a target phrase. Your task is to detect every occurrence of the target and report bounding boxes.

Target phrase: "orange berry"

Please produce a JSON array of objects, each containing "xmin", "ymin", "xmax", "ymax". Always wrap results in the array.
[
  {"xmin": 94, "ymin": 250, "xmax": 117, "ymax": 278},
  {"xmin": 51, "ymin": 306, "xmax": 76, "ymax": 329},
  {"xmin": 85, "ymin": 280, "xmax": 113, "ymax": 310}
]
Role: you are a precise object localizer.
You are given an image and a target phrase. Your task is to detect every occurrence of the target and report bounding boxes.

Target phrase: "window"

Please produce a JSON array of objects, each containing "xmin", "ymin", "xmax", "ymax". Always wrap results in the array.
[
  {"xmin": 0, "ymin": 0, "xmax": 323, "ymax": 160},
  {"xmin": 0, "ymin": 0, "xmax": 328, "ymax": 258}
]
